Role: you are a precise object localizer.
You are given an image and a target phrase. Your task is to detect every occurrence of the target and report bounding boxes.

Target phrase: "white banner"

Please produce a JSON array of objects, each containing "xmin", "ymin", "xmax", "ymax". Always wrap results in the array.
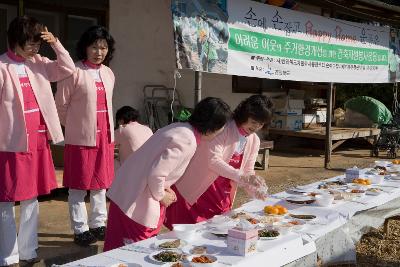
[{"xmin": 172, "ymin": 0, "xmax": 390, "ymax": 83}]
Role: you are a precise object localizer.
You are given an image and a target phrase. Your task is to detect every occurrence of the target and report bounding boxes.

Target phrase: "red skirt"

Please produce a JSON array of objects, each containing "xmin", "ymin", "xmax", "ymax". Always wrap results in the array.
[
  {"xmin": 63, "ymin": 112, "xmax": 114, "ymax": 190},
  {"xmin": 164, "ymin": 177, "xmax": 232, "ymax": 230},
  {"xmin": 0, "ymin": 131, "xmax": 57, "ymax": 202},
  {"xmin": 103, "ymin": 201, "xmax": 166, "ymax": 251}
]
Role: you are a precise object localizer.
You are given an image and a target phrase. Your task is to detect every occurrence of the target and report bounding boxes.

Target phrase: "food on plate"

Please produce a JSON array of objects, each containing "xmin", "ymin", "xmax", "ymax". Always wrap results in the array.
[
  {"xmin": 374, "ymin": 166, "xmax": 388, "ymax": 175},
  {"xmin": 288, "ymin": 220, "xmax": 301, "ymax": 225},
  {"xmin": 191, "ymin": 255, "xmax": 216, "ymax": 263},
  {"xmin": 350, "ymin": 189, "xmax": 365, "ymax": 194},
  {"xmin": 171, "ymin": 263, "xmax": 184, "ymax": 267},
  {"xmin": 230, "ymin": 211, "xmax": 251, "ymax": 220},
  {"xmin": 259, "ymin": 216, "xmax": 282, "ymax": 224},
  {"xmin": 367, "ymin": 188, "xmax": 382, "ymax": 193},
  {"xmin": 286, "ymin": 197, "xmax": 315, "ymax": 205},
  {"xmin": 258, "ymin": 229, "xmax": 280, "ymax": 238},
  {"xmin": 118, "ymin": 264, "xmax": 127, "ymax": 267},
  {"xmin": 158, "ymin": 239, "xmax": 181, "ymax": 249},
  {"xmin": 263, "ymin": 205, "xmax": 287, "ymax": 215},
  {"xmin": 212, "ymin": 233, "xmax": 228, "ymax": 238},
  {"xmin": 307, "ymin": 192, "xmax": 320, "ymax": 197},
  {"xmin": 190, "ymin": 246, "xmax": 207, "ymax": 254},
  {"xmin": 153, "ymin": 251, "xmax": 182, "ymax": 262},
  {"xmin": 289, "ymin": 214, "xmax": 316, "ymax": 220},
  {"xmin": 393, "ymin": 160, "xmax": 400, "ymax": 165},
  {"xmin": 246, "ymin": 218, "xmax": 259, "ymax": 224},
  {"xmin": 352, "ymin": 178, "xmax": 371, "ymax": 185},
  {"xmin": 318, "ymin": 180, "xmax": 345, "ymax": 189}
]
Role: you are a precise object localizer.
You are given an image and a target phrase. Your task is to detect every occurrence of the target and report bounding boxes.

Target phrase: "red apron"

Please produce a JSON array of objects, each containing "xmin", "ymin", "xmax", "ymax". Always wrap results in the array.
[
  {"xmin": 164, "ymin": 153, "xmax": 243, "ymax": 229},
  {"xmin": 103, "ymin": 201, "xmax": 166, "ymax": 251},
  {"xmin": 63, "ymin": 80, "xmax": 114, "ymax": 190},
  {"xmin": 0, "ymin": 75, "xmax": 57, "ymax": 202}
]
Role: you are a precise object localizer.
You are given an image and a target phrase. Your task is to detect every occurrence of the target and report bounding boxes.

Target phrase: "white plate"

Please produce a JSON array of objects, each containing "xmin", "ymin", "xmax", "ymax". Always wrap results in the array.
[
  {"xmin": 288, "ymin": 213, "xmax": 317, "ymax": 221},
  {"xmin": 285, "ymin": 196, "xmax": 315, "ymax": 205},
  {"xmin": 149, "ymin": 251, "xmax": 184, "ymax": 264},
  {"xmin": 366, "ymin": 188, "xmax": 383, "ymax": 196},
  {"xmin": 209, "ymin": 227, "xmax": 229, "ymax": 235},
  {"xmin": 187, "ymin": 254, "xmax": 218, "ymax": 266},
  {"xmin": 182, "ymin": 245, "xmax": 217, "ymax": 255},
  {"xmin": 345, "ymin": 189, "xmax": 366, "ymax": 197},
  {"xmin": 282, "ymin": 220, "xmax": 306, "ymax": 230},
  {"xmin": 291, "ymin": 186, "xmax": 316, "ymax": 194},
  {"xmin": 110, "ymin": 264, "xmax": 142, "ymax": 267},
  {"xmin": 150, "ymin": 239, "xmax": 187, "ymax": 250}
]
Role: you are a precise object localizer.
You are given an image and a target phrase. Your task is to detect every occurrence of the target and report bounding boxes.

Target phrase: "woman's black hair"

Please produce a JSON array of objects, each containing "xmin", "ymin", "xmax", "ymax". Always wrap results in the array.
[
  {"xmin": 189, "ymin": 97, "xmax": 232, "ymax": 135},
  {"xmin": 76, "ymin": 25, "xmax": 115, "ymax": 64},
  {"xmin": 233, "ymin": 95, "xmax": 273, "ymax": 126},
  {"xmin": 7, "ymin": 16, "xmax": 44, "ymax": 50},
  {"xmin": 116, "ymin": 106, "xmax": 139, "ymax": 125}
]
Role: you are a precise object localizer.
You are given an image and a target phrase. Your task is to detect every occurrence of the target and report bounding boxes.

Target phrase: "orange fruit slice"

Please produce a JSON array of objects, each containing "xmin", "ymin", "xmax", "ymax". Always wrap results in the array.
[
  {"xmin": 270, "ymin": 207, "xmax": 280, "ymax": 215},
  {"xmin": 277, "ymin": 206, "xmax": 287, "ymax": 215}
]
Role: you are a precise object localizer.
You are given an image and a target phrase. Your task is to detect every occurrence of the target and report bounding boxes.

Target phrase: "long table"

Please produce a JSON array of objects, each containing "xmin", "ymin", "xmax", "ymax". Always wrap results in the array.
[{"xmin": 62, "ymin": 165, "xmax": 400, "ymax": 267}]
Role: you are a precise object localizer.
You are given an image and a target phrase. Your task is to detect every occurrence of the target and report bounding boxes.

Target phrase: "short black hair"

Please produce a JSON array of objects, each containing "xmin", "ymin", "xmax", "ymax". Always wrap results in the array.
[
  {"xmin": 116, "ymin": 106, "xmax": 139, "ymax": 124},
  {"xmin": 76, "ymin": 26, "xmax": 115, "ymax": 64},
  {"xmin": 233, "ymin": 95, "xmax": 273, "ymax": 125},
  {"xmin": 7, "ymin": 16, "xmax": 44, "ymax": 50},
  {"xmin": 189, "ymin": 97, "xmax": 232, "ymax": 135}
]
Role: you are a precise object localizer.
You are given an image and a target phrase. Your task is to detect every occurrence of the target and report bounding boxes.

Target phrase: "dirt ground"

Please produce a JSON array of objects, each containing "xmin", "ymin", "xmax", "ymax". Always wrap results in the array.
[{"xmin": 15, "ymin": 137, "xmax": 383, "ymax": 266}]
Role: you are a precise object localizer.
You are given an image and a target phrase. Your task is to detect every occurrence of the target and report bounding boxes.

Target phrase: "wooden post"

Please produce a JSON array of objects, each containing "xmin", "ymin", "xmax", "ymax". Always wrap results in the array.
[
  {"xmin": 324, "ymin": 83, "xmax": 334, "ymax": 168},
  {"xmin": 194, "ymin": 71, "xmax": 202, "ymax": 105}
]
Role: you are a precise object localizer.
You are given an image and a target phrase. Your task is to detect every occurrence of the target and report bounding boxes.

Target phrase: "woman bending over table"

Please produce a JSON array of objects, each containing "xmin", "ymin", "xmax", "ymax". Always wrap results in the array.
[
  {"xmin": 103, "ymin": 97, "xmax": 232, "ymax": 251},
  {"xmin": 165, "ymin": 95, "xmax": 273, "ymax": 228}
]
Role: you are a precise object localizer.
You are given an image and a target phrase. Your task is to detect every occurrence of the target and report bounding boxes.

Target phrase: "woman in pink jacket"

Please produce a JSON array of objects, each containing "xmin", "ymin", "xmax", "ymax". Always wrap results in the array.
[
  {"xmin": 165, "ymin": 95, "xmax": 272, "ymax": 227},
  {"xmin": 0, "ymin": 16, "xmax": 74, "ymax": 266},
  {"xmin": 55, "ymin": 26, "xmax": 115, "ymax": 246},
  {"xmin": 103, "ymin": 97, "xmax": 231, "ymax": 251},
  {"xmin": 114, "ymin": 106, "xmax": 153, "ymax": 166}
]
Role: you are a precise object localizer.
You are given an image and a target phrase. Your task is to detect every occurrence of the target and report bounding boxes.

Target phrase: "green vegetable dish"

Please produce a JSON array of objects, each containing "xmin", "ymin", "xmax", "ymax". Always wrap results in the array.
[
  {"xmin": 258, "ymin": 229, "xmax": 280, "ymax": 238},
  {"xmin": 153, "ymin": 251, "xmax": 182, "ymax": 262}
]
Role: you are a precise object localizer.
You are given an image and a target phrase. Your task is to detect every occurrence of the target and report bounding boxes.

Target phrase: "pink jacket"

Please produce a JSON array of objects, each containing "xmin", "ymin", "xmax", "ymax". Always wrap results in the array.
[
  {"xmin": 175, "ymin": 120, "xmax": 260, "ymax": 205},
  {"xmin": 55, "ymin": 61, "xmax": 115, "ymax": 146},
  {"xmin": 115, "ymin": 122, "xmax": 153, "ymax": 163},
  {"xmin": 0, "ymin": 40, "xmax": 74, "ymax": 152},
  {"xmin": 107, "ymin": 122, "xmax": 198, "ymax": 228}
]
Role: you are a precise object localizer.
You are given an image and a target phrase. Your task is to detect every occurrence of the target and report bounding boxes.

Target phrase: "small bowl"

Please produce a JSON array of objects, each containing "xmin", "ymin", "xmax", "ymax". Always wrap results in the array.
[
  {"xmin": 188, "ymin": 254, "xmax": 218, "ymax": 267},
  {"xmin": 368, "ymin": 175, "xmax": 384, "ymax": 184},
  {"xmin": 172, "ymin": 224, "xmax": 197, "ymax": 242},
  {"xmin": 314, "ymin": 194, "xmax": 334, "ymax": 207}
]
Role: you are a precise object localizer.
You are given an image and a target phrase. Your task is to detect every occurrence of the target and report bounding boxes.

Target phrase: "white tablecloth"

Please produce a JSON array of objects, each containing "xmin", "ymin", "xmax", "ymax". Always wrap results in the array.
[{"xmin": 62, "ymin": 168, "xmax": 400, "ymax": 267}]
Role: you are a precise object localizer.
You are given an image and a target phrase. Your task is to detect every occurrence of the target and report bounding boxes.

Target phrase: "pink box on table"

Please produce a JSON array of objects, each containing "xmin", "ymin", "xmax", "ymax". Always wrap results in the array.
[{"xmin": 227, "ymin": 227, "xmax": 258, "ymax": 256}]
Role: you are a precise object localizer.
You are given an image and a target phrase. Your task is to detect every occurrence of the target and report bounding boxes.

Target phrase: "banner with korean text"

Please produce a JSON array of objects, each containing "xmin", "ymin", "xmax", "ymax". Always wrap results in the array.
[{"xmin": 171, "ymin": 0, "xmax": 390, "ymax": 83}]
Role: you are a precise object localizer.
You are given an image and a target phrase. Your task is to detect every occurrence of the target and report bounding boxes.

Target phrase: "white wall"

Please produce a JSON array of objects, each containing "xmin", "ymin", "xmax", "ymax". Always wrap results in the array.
[
  {"xmin": 109, "ymin": 0, "xmax": 176, "ymax": 112},
  {"xmin": 109, "ymin": 0, "xmax": 254, "ymax": 117}
]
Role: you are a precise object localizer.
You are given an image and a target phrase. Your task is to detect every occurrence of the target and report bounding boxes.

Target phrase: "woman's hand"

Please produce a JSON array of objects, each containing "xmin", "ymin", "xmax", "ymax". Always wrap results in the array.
[
  {"xmin": 41, "ymin": 26, "xmax": 57, "ymax": 44},
  {"xmin": 160, "ymin": 188, "xmax": 177, "ymax": 207},
  {"xmin": 243, "ymin": 184, "xmax": 269, "ymax": 201},
  {"xmin": 239, "ymin": 174, "xmax": 265, "ymax": 187}
]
